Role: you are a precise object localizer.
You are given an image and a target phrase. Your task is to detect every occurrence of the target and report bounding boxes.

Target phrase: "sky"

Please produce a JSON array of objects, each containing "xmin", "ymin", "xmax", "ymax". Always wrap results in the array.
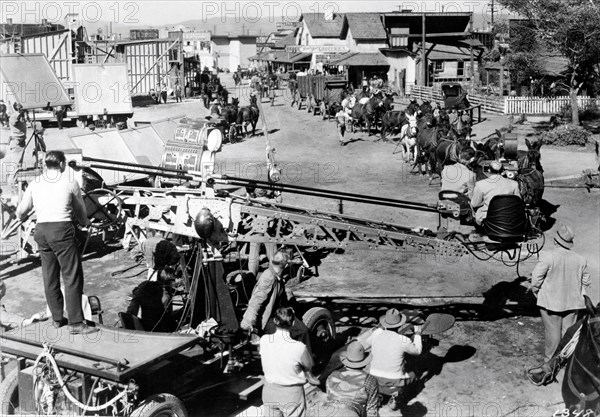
[{"xmin": 1, "ymin": 1, "xmax": 517, "ymax": 27}]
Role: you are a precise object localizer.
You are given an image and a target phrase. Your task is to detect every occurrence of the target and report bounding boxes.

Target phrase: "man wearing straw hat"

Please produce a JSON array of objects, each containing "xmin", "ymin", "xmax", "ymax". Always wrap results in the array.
[
  {"xmin": 530, "ymin": 224, "xmax": 591, "ymax": 361},
  {"xmin": 325, "ymin": 341, "xmax": 380, "ymax": 417},
  {"xmin": 363, "ymin": 308, "xmax": 422, "ymax": 411}
]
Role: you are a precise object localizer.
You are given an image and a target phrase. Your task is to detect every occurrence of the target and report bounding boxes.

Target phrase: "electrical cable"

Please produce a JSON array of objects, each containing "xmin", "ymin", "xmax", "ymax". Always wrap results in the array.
[{"xmin": 33, "ymin": 346, "xmax": 128, "ymax": 413}]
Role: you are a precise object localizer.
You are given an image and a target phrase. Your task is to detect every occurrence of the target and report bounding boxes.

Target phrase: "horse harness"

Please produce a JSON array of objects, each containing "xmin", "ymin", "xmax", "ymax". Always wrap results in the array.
[{"xmin": 566, "ymin": 316, "xmax": 600, "ymax": 403}]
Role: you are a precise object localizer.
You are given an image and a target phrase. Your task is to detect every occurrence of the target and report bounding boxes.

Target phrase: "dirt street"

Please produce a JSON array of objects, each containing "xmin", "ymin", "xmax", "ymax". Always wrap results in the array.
[{"xmin": 1, "ymin": 73, "xmax": 599, "ymax": 416}]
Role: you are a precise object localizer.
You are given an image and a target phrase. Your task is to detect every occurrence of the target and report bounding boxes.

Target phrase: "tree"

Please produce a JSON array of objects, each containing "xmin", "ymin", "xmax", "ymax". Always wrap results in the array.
[{"xmin": 498, "ymin": 0, "xmax": 600, "ymax": 124}]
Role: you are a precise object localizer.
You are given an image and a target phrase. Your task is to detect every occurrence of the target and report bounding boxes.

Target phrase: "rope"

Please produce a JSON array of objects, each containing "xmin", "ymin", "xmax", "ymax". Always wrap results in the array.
[{"xmin": 33, "ymin": 344, "xmax": 129, "ymax": 413}]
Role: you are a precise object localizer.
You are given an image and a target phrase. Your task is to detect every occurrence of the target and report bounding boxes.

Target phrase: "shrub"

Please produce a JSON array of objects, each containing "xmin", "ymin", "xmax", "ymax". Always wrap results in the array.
[
  {"xmin": 557, "ymin": 101, "xmax": 600, "ymax": 121},
  {"xmin": 580, "ymin": 102, "xmax": 600, "ymax": 121},
  {"xmin": 540, "ymin": 124, "xmax": 592, "ymax": 146}
]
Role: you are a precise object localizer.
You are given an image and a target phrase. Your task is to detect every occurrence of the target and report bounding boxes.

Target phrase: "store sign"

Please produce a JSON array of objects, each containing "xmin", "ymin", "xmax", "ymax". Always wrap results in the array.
[
  {"xmin": 285, "ymin": 45, "xmax": 349, "ymax": 53},
  {"xmin": 257, "ymin": 43, "xmax": 276, "ymax": 48},
  {"xmin": 184, "ymin": 32, "xmax": 211, "ymax": 42},
  {"xmin": 315, "ymin": 53, "xmax": 346, "ymax": 62}
]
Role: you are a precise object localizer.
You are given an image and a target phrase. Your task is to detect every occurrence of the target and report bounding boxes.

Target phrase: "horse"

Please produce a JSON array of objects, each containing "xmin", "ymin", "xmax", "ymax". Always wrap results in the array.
[
  {"xmin": 221, "ymin": 97, "xmax": 240, "ymax": 140},
  {"xmin": 406, "ymin": 99, "xmax": 420, "ymax": 116},
  {"xmin": 419, "ymin": 101, "xmax": 433, "ymax": 116},
  {"xmin": 413, "ymin": 113, "xmax": 438, "ymax": 176},
  {"xmin": 434, "ymin": 136, "xmax": 466, "ymax": 176},
  {"xmin": 561, "ymin": 296, "xmax": 600, "ymax": 413},
  {"xmin": 236, "ymin": 94, "xmax": 260, "ymax": 137},
  {"xmin": 350, "ymin": 94, "xmax": 384, "ymax": 136},
  {"xmin": 398, "ymin": 113, "xmax": 419, "ymax": 162},
  {"xmin": 517, "ymin": 138, "xmax": 545, "ymax": 218},
  {"xmin": 382, "ymin": 93, "xmax": 396, "ymax": 112},
  {"xmin": 380, "ymin": 110, "xmax": 405, "ymax": 142},
  {"xmin": 518, "ymin": 138, "xmax": 544, "ymax": 174},
  {"xmin": 528, "ymin": 296, "xmax": 600, "ymax": 414}
]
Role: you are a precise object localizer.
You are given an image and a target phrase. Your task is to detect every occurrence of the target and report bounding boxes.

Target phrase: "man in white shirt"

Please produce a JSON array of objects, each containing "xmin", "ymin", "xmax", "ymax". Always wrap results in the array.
[
  {"xmin": 16, "ymin": 151, "xmax": 97, "ymax": 335},
  {"xmin": 441, "ymin": 149, "xmax": 477, "ymax": 199},
  {"xmin": 471, "ymin": 161, "xmax": 521, "ymax": 225},
  {"xmin": 363, "ymin": 308, "xmax": 422, "ymax": 411},
  {"xmin": 260, "ymin": 306, "xmax": 314, "ymax": 417}
]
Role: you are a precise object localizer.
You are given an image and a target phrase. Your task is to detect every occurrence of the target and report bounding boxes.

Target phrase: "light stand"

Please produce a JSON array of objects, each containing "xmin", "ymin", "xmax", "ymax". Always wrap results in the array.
[{"xmin": 18, "ymin": 109, "xmax": 46, "ymax": 169}]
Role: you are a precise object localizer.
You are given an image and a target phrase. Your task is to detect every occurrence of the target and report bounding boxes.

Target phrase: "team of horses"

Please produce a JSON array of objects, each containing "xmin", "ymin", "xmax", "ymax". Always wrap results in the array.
[{"xmin": 208, "ymin": 94, "xmax": 260, "ymax": 141}]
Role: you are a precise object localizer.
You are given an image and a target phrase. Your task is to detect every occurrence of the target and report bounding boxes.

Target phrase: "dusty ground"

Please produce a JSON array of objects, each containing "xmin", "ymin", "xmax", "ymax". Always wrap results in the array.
[{"xmin": 1, "ymin": 74, "xmax": 599, "ymax": 416}]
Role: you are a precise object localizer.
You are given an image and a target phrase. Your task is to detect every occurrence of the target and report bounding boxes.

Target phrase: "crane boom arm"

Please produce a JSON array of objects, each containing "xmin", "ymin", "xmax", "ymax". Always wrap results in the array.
[{"xmin": 120, "ymin": 189, "xmax": 465, "ymax": 259}]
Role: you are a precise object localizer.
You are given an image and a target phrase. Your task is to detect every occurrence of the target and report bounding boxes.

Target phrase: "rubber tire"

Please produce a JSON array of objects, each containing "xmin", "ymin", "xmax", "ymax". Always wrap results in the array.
[
  {"xmin": 302, "ymin": 307, "xmax": 336, "ymax": 363},
  {"xmin": 131, "ymin": 393, "xmax": 187, "ymax": 417},
  {"xmin": 81, "ymin": 167, "xmax": 105, "ymax": 193},
  {"xmin": 0, "ymin": 368, "xmax": 19, "ymax": 415}
]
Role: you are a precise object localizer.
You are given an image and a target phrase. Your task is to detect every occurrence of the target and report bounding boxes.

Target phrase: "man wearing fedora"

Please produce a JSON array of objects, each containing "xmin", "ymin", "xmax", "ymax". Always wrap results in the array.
[
  {"xmin": 325, "ymin": 341, "xmax": 380, "ymax": 417},
  {"xmin": 259, "ymin": 307, "xmax": 314, "ymax": 417},
  {"xmin": 530, "ymin": 224, "xmax": 591, "ymax": 361},
  {"xmin": 470, "ymin": 160, "xmax": 520, "ymax": 226},
  {"xmin": 363, "ymin": 308, "xmax": 422, "ymax": 411}
]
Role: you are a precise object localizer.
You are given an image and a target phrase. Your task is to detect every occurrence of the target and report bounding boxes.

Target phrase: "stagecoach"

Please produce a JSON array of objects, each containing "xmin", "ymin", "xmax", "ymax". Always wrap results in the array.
[
  {"xmin": 440, "ymin": 83, "xmax": 471, "ymax": 110},
  {"xmin": 296, "ymin": 75, "xmax": 348, "ymax": 116}
]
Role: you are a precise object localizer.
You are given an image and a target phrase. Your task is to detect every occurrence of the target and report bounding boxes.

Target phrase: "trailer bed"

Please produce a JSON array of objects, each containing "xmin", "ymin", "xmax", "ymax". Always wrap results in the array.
[
  {"xmin": 291, "ymin": 248, "xmax": 527, "ymax": 305},
  {"xmin": 0, "ymin": 323, "xmax": 199, "ymax": 383}
]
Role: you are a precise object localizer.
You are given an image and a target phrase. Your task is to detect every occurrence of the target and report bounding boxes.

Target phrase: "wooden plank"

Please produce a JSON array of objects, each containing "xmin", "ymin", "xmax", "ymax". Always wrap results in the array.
[
  {"xmin": 238, "ymin": 377, "xmax": 264, "ymax": 401},
  {"xmin": 47, "ymin": 32, "xmax": 68, "ymax": 62}
]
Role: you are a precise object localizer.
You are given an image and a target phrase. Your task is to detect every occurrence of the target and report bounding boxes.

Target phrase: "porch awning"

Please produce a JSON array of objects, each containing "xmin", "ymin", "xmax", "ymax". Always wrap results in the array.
[
  {"xmin": 332, "ymin": 52, "xmax": 389, "ymax": 66},
  {"xmin": 254, "ymin": 51, "xmax": 312, "ymax": 64},
  {"xmin": 287, "ymin": 52, "xmax": 312, "ymax": 63}
]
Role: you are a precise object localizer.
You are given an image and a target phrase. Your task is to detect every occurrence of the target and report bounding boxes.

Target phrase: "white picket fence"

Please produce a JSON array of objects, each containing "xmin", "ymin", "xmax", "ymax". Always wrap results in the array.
[
  {"xmin": 410, "ymin": 85, "xmax": 505, "ymax": 114},
  {"xmin": 504, "ymin": 96, "xmax": 600, "ymax": 115},
  {"xmin": 410, "ymin": 86, "xmax": 600, "ymax": 115}
]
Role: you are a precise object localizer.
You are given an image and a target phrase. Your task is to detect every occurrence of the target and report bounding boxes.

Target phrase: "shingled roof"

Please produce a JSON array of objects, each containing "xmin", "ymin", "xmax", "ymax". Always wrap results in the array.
[
  {"xmin": 332, "ymin": 52, "xmax": 389, "ymax": 66},
  {"xmin": 274, "ymin": 31, "xmax": 298, "ymax": 48},
  {"xmin": 301, "ymin": 13, "xmax": 344, "ymax": 38},
  {"xmin": 344, "ymin": 13, "xmax": 387, "ymax": 40}
]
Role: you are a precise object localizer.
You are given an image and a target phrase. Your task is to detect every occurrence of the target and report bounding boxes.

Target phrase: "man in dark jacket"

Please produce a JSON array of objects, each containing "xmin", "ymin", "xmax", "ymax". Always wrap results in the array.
[{"xmin": 127, "ymin": 268, "xmax": 176, "ymax": 332}]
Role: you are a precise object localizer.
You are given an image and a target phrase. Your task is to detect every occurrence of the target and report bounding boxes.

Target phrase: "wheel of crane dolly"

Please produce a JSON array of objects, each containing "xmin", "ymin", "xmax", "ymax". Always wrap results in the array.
[
  {"xmin": 0, "ymin": 368, "xmax": 19, "ymax": 415},
  {"xmin": 83, "ymin": 188, "xmax": 123, "ymax": 229},
  {"xmin": 207, "ymin": 128, "xmax": 222, "ymax": 151},
  {"xmin": 130, "ymin": 393, "xmax": 187, "ymax": 417},
  {"xmin": 303, "ymin": 307, "xmax": 336, "ymax": 364}
]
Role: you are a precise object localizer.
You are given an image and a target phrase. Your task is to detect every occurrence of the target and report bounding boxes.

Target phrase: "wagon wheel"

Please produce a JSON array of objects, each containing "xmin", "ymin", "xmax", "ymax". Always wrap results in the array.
[
  {"xmin": 228, "ymin": 124, "xmax": 237, "ymax": 144},
  {"xmin": 303, "ymin": 307, "xmax": 336, "ymax": 366},
  {"xmin": 0, "ymin": 368, "xmax": 19, "ymax": 415},
  {"xmin": 83, "ymin": 188, "xmax": 123, "ymax": 229}
]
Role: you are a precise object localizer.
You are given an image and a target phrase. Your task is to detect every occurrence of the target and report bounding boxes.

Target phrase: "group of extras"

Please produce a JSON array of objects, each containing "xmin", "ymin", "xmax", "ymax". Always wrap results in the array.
[{"xmin": 2, "ymin": 141, "xmax": 593, "ymax": 416}]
